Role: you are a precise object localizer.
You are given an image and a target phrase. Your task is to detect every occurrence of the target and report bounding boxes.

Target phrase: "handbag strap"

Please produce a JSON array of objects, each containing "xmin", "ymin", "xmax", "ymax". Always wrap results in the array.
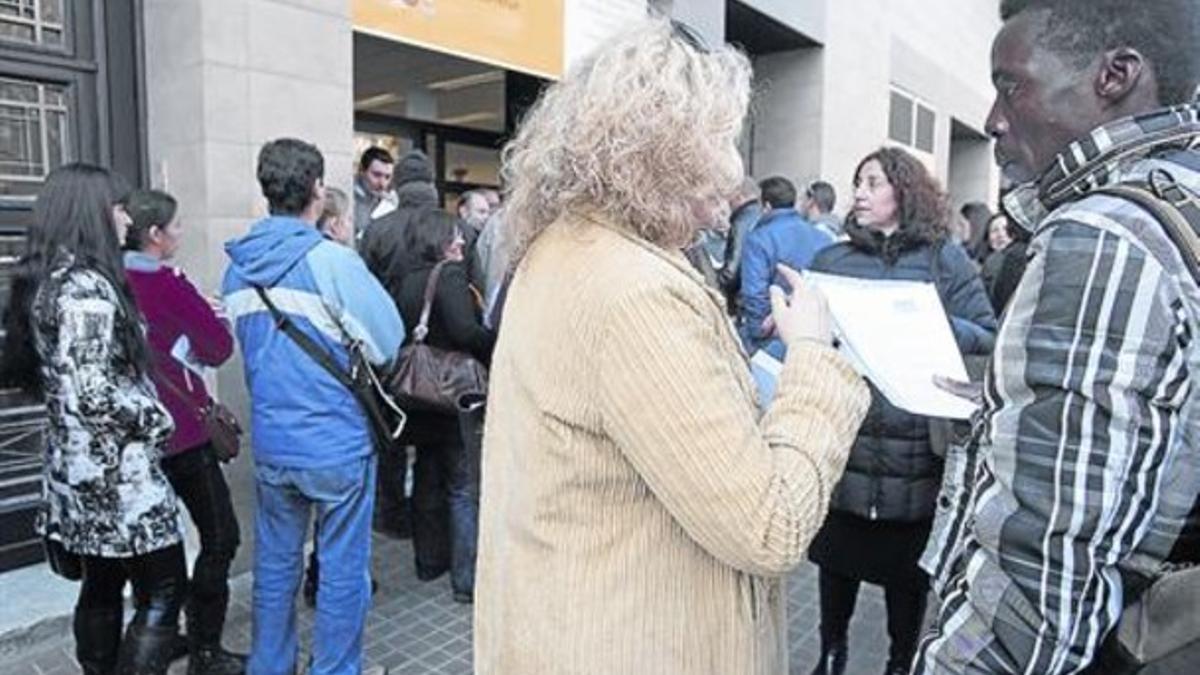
[
  {"xmin": 149, "ymin": 353, "xmax": 208, "ymax": 420},
  {"xmin": 413, "ymin": 261, "xmax": 448, "ymax": 343},
  {"xmin": 253, "ymin": 286, "xmax": 355, "ymax": 391}
]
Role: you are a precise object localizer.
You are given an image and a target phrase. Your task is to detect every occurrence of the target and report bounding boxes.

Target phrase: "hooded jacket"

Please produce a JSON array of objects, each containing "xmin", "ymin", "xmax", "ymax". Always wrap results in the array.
[
  {"xmin": 810, "ymin": 223, "xmax": 996, "ymax": 522},
  {"xmin": 221, "ymin": 216, "xmax": 405, "ymax": 469}
]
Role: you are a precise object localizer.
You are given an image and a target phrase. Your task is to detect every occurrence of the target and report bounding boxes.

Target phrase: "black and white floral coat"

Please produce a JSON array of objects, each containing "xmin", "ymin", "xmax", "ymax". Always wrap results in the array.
[{"xmin": 34, "ymin": 256, "xmax": 182, "ymax": 557}]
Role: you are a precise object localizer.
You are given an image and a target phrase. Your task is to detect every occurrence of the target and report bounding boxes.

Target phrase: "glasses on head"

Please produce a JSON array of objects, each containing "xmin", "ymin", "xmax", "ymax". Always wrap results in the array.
[{"xmin": 670, "ymin": 19, "xmax": 711, "ymax": 54}]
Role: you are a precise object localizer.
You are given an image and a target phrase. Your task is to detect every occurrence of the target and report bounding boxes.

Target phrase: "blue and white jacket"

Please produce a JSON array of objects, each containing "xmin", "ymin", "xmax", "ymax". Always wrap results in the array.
[{"xmin": 221, "ymin": 216, "xmax": 405, "ymax": 469}]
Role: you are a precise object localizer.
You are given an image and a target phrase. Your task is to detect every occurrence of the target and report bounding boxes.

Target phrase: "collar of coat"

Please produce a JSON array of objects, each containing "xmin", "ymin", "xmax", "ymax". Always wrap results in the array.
[
  {"xmin": 1004, "ymin": 95, "xmax": 1200, "ymax": 233},
  {"xmin": 843, "ymin": 221, "xmax": 942, "ymax": 264},
  {"xmin": 580, "ymin": 212, "xmax": 732, "ymax": 312}
]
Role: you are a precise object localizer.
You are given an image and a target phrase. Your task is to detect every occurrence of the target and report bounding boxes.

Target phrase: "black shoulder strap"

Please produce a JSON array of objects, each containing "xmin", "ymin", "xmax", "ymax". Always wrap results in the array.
[
  {"xmin": 253, "ymin": 286, "xmax": 353, "ymax": 390},
  {"xmin": 1094, "ymin": 169, "xmax": 1200, "ymax": 281}
]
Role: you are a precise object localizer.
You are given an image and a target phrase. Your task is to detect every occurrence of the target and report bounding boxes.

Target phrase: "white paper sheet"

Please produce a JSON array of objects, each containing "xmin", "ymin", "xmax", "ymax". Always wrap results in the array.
[{"xmin": 804, "ymin": 271, "xmax": 978, "ymax": 419}]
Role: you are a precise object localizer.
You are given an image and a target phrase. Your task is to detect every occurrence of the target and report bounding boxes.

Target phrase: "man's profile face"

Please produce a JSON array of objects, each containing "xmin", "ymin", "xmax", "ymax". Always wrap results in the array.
[
  {"xmin": 460, "ymin": 194, "xmax": 490, "ymax": 230},
  {"xmin": 986, "ymin": 11, "xmax": 1099, "ymax": 184},
  {"xmin": 362, "ymin": 159, "xmax": 393, "ymax": 195}
]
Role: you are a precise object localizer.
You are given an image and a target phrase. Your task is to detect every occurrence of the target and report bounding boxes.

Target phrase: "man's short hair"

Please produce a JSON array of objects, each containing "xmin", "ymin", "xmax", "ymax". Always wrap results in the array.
[
  {"xmin": 759, "ymin": 176, "xmax": 797, "ymax": 209},
  {"xmin": 806, "ymin": 181, "xmax": 836, "ymax": 214},
  {"xmin": 1000, "ymin": 0, "xmax": 1200, "ymax": 106},
  {"xmin": 358, "ymin": 146, "xmax": 394, "ymax": 173},
  {"xmin": 258, "ymin": 138, "xmax": 324, "ymax": 216}
]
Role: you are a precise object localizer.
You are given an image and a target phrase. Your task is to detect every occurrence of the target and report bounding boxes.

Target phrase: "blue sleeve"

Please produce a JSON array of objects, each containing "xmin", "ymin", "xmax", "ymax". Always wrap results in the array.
[
  {"xmin": 738, "ymin": 232, "xmax": 772, "ymax": 344},
  {"xmin": 307, "ymin": 242, "xmax": 405, "ymax": 366},
  {"xmin": 938, "ymin": 244, "xmax": 997, "ymax": 356}
]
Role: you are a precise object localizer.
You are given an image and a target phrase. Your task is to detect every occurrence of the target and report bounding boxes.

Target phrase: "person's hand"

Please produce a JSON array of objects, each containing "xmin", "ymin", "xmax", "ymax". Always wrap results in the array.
[
  {"xmin": 769, "ymin": 265, "xmax": 832, "ymax": 347},
  {"xmin": 933, "ymin": 375, "xmax": 983, "ymax": 404}
]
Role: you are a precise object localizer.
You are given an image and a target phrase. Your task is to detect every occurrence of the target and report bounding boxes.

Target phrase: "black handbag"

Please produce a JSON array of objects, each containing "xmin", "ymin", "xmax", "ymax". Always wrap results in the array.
[
  {"xmin": 387, "ymin": 261, "xmax": 489, "ymax": 414},
  {"xmin": 254, "ymin": 286, "xmax": 407, "ymax": 448},
  {"xmin": 42, "ymin": 528, "xmax": 81, "ymax": 581}
]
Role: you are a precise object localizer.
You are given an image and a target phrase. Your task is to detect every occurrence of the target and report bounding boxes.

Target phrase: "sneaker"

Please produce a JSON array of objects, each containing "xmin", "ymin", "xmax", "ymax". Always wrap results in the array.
[
  {"xmin": 362, "ymin": 666, "xmax": 389, "ymax": 675},
  {"xmin": 452, "ymin": 590, "xmax": 474, "ymax": 605}
]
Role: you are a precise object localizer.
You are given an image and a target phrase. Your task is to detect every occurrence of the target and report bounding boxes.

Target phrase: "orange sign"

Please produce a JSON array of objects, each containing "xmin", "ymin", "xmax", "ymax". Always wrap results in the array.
[{"xmin": 352, "ymin": 0, "xmax": 565, "ymax": 79}]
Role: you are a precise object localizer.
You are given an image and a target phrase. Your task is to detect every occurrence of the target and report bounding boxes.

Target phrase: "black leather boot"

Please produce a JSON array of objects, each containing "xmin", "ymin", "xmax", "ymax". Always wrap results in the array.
[
  {"xmin": 187, "ymin": 646, "xmax": 246, "ymax": 675},
  {"xmin": 116, "ymin": 624, "xmax": 178, "ymax": 675},
  {"xmin": 810, "ymin": 640, "xmax": 848, "ymax": 675},
  {"xmin": 74, "ymin": 607, "xmax": 123, "ymax": 675}
]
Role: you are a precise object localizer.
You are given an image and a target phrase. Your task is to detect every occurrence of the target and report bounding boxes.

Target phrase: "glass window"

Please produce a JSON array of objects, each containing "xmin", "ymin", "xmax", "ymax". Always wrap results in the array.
[
  {"xmin": 0, "ymin": 76, "xmax": 71, "ymax": 200},
  {"xmin": 352, "ymin": 132, "xmax": 414, "ymax": 170},
  {"xmin": 888, "ymin": 91, "xmax": 913, "ymax": 145},
  {"xmin": 443, "ymin": 142, "xmax": 500, "ymax": 186},
  {"xmin": 0, "ymin": 0, "xmax": 66, "ymax": 48},
  {"xmin": 916, "ymin": 104, "xmax": 936, "ymax": 153}
]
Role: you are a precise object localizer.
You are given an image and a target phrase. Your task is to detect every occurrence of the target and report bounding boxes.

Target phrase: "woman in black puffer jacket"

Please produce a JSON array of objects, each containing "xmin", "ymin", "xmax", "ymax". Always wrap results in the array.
[{"xmin": 806, "ymin": 147, "xmax": 996, "ymax": 675}]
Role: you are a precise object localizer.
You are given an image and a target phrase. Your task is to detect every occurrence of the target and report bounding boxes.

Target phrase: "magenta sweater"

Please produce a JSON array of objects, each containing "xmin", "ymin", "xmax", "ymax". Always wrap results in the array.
[{"xmin": 125, "ymin": 252, "xmax": 234, "ymax": 456}]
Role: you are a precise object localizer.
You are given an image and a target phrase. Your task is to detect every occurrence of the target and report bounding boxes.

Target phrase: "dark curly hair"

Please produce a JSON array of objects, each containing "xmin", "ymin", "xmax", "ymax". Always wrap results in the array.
[{"xmin": 849, "ymin": 146, "xmax": 950, "ymax": 245}]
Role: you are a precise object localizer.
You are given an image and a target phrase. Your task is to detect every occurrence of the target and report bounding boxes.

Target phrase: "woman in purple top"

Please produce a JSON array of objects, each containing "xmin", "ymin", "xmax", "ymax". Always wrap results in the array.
[{"xmin": 123, "ymin": 189, "xmax": 245, "ymax": 675}]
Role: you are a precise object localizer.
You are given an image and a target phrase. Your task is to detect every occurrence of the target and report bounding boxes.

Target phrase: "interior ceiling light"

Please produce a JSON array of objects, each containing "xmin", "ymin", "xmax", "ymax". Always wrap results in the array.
[
  {"xmin": 439, "ymin": 112, "xmax": 500, "ymax": 126},
  {"xmin": 426, "ymin": 70, "xmax": 505, "ymax": 92},
  {"xmin": 355, "ymin": 92, "xmax": 404, "ymax": 109}
]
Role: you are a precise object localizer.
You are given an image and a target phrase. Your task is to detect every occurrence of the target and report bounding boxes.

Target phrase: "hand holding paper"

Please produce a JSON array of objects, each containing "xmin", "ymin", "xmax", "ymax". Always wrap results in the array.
[{"xmin": 803, "ymin": 272, "xmax": 979, "ymax": 419}]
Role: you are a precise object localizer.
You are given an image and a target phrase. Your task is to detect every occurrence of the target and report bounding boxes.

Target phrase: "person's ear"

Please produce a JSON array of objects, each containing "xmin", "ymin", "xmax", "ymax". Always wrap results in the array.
[{"xmin": 1096, "ymin": 47, "xmax": 1147, "ymax": 106}]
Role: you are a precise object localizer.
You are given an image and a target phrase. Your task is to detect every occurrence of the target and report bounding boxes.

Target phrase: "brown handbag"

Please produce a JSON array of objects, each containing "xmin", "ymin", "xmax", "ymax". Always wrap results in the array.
[
  {"xmin": 155, "ymin": 366, "xmax": 243, "ymax": 463},
  {"xmin": 387, "ymin": 261, "xmax": 488, "ymax": 414}
]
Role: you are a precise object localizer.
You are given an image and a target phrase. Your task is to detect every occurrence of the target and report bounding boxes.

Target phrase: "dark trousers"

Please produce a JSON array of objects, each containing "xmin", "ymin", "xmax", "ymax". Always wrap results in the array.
[
  {"xmin": 75, "ymin": 544, "xmax": 188, "ymax": 674},
  {"xmin": 818, "ymin": 567, "xmax": 928, "ymax": 668},
  {"xmin": 78, "ymin": 543, "xmax": 188, "ymax": 621},
  {"xmin": 160, "ymin": 443, "xmax": 241, "ymax": 647},
  {"xmin": 410, "ymin": 416, "xmax": 481, "ymax": 595},
  {"xmin": 376, "ymin": 440, "xmax": 410, "ymax": 533}
]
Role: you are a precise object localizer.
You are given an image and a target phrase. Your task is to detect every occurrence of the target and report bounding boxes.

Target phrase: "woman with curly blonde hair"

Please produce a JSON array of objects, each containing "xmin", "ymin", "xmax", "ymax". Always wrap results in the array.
[{"xmin": 474, "ymin": 21, "xmax": 870, "ymax": 674}]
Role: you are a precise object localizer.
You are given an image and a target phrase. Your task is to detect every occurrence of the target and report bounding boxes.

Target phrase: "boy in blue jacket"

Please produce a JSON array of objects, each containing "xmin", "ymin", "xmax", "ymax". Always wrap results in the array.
[{"xmin": 222, "ymin": 138, "xmax": 404, "ymax": 675}]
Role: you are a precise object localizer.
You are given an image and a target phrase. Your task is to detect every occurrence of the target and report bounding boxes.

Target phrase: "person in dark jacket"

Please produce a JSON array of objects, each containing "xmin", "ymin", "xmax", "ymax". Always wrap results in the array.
[
  {"xmin": 360, "ymin": 150, "xmax": 439, "ymax": 298},
  {"xmin": 359, "ymin": 150, "xmax": 439, "ymax": 543},
  {"xmin": 395, "ymin": 208, "xmax": 496, "ymax": 603},
  {"xmin": 806, "ymin": 147, "xmax": 997, "ymax": 675},
  {"xmin": 123, "ymin": 189, "xmax": 244, "ymax": 675},
  {"xmin": 981, "ymin": 212, "xmax": 1031, "ymax": 315},
  {"xmin": 718, "ymin": 177, "xmax": 762, "ymax": 313}
]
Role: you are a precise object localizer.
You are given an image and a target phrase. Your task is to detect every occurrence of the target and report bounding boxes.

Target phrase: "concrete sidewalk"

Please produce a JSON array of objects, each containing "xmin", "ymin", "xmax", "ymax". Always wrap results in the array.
[{"xmin": 0, "ymin": 535, "xmax": 893, "ymax": 675}]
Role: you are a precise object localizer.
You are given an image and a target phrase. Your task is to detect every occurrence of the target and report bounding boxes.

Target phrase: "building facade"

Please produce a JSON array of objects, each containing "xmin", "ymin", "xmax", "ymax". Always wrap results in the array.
[{"xmin": 0, "ymin": 0, "xmax": 1002, "ymax": 602}]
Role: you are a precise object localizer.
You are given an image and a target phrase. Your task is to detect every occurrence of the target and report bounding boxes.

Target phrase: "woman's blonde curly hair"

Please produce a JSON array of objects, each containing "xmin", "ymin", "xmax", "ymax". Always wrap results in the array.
[{"xmin": 501, "ymin": 20, "xmax": 753, "ymax": 265}]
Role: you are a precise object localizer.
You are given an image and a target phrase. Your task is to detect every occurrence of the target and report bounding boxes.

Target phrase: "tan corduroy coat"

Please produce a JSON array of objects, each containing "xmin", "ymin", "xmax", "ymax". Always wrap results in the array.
[{"xmin": 474, "ymin": 215, "xmax": 870, "ymax": 675}]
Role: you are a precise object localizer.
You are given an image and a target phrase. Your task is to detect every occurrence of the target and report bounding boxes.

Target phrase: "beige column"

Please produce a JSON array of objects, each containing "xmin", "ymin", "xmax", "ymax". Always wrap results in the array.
[{"xmin": 142, "ymin": 0, "xmax": 356, "ymax": 572}]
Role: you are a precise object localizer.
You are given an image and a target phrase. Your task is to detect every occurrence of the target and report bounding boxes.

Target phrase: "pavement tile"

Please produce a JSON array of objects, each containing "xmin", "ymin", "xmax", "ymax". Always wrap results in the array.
[{"xmin": 1, "ymin": 534, "xmax": 897, "ymax": 674}]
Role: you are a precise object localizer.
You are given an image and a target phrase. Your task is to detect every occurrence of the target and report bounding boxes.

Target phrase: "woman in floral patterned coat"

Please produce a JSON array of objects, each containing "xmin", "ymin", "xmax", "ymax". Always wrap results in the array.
[{"xmin": 0, "ymin": 164, "xmax": 186, "ymax": 675}]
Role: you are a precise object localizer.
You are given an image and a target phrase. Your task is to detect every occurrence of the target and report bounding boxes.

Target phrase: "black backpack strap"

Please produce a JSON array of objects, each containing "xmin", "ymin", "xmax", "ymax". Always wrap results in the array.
[
  {"xmin": 1093, "ymin": 169, "xmax": 1200, "ymax": 280},
  {"xmin": 253, "ymin": 286, "xmax": 353, "ymax": 390}
]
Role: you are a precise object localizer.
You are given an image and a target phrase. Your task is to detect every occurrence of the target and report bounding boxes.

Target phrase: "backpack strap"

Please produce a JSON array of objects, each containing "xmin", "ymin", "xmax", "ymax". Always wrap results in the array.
[{"xmin": 1093, "ymin": 169, "xmax": 1200, "ymax": 281}]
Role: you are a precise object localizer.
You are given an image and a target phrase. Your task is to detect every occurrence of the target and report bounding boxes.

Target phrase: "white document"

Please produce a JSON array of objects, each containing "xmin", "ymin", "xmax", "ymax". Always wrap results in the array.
[
  {"xmin": 804, "ymin": 272, "xmax": 978, "ymax": 419},
  {"xmin": 170, "ymin": 335, "xmax": 199, "ymax": 374}
]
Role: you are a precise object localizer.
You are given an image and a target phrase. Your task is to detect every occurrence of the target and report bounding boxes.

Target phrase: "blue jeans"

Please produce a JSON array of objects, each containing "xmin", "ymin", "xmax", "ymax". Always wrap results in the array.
[{"xmin": 249, "ymin": 455, "xmax": 376, "ymax": 675}]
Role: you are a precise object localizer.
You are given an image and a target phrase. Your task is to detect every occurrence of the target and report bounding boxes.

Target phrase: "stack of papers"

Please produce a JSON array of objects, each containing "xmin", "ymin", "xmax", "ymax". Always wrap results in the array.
[{"xmin": 803, "ymin": 272, "xmax": 977, "ymax": 420}]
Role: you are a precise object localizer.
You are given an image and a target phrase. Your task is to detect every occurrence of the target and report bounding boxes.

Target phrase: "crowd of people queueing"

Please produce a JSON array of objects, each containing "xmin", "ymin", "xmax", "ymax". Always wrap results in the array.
[{"xmin": 3, "ymin": 1, "xmax": 1200, "ymax": 674}]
